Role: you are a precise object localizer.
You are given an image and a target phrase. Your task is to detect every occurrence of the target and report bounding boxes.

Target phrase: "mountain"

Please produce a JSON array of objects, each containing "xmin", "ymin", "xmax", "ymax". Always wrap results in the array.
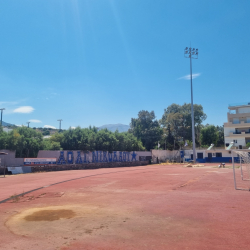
[
  {"xmin": 1, "ymin": 121, "xmax": 15, "ymax": 127},
  {"xmin": 98, "ymin": 124, "xmax": 130, "ymax": 133}
]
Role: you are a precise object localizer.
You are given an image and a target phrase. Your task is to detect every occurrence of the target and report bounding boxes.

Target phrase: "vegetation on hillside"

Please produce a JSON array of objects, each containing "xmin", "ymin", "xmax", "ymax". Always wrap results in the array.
[{"xmin": 0, "ymin": 102, "xmax": 226, "ymax": 157}]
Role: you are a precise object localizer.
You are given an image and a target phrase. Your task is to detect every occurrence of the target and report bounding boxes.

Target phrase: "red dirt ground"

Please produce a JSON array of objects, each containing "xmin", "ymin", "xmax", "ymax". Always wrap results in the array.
[{"xmin": 0, "ymin": 164, "xmax": 250, "ymax": 250}]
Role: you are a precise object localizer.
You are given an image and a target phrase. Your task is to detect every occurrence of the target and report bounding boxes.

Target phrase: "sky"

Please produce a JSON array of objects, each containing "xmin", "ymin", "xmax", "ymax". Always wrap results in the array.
[{"xmin": 0, "ymin": 0, "xmax": 249, "ymax": 129}]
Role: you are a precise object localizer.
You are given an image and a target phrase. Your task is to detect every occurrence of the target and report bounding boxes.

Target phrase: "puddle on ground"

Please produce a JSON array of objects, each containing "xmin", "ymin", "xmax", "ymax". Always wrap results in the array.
[{"xmin": 24, "ymin": 209, "xmax": 76, "ymax": 221}]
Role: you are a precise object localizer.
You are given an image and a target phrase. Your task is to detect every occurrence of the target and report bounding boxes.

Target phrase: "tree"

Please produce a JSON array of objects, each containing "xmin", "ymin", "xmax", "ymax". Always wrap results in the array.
[
  {"xmin": 200, "ymin": 125, "xmax": 218, "ymax": 146},
  {"xmin": 59, "ymin": 126, "xmax": 144, "ymax": 152},
  {"xmin": 165, "ymin": 125, "xmax": 175, "ymax": 150},
  {"xmin": 129, "ymin": 110, "xmax": 162, "ymax": 150},
  {"xmin": 42, "ymin": 139, "xmax": 61, "ymax": 150},
  {"xmin": 160, "ymin": 103, "xmax": 207, "ymax": 145},
  {"xmin": 6, "ymin": 127, "xmax": 43, "ymax": 157},
  {"xmin": 216, "ymin": 125, "xmax": 224, "ymax": 147}
]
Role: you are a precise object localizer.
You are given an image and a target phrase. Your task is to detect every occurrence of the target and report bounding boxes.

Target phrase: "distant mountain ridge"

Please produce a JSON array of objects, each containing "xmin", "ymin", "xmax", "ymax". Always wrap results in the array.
[
  {"xmin": 1, "ymin": 121, "xmax": 15, "ymax": 127},
  {"xmin": 98, "ymin": 124, "xmax": 130, "ymax": 133}
]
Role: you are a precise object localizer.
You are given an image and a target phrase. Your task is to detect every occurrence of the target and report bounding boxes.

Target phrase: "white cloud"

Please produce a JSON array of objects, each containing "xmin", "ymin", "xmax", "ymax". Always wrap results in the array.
[
  {"xmin": 44, "ymin": 125, "xmax": 56, "ymax": 129},
  {"xmin": 29, "ymin": 119, "xmax": 41, "ymax": 123},
  {"xmin": 70, "ymin": 126, "xmax": 76, "ymax": 129},
  {"xmin": 13, "ymin": 106, "xmax": 34, "ymax": 114},
  {"xmin": 178, "ymin": 73, "xmax": 201, "ymax": 80}
]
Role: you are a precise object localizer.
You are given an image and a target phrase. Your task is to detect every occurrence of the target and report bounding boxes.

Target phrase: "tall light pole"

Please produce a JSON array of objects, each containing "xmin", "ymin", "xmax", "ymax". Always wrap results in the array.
[
  {"xmin": 57, "ymin": 119, "xmax": 62, "ymax": 130},
  {"xmin": 0, "ymin": 108, "xmax": 5, "ymax": 126},
  {"xmin": 27, "ymin": 122, "xmax": 30, "ymax": 128},
  {"xmin": 184, "ymin": 47, "xmax": 198, "ymax": 163}
]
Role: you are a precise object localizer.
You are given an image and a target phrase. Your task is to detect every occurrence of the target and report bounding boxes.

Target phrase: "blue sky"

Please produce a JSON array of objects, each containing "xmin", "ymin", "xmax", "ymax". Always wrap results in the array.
[{"xmin": 0, "ymin": 0, "xmax": 249, "ymax": 129}]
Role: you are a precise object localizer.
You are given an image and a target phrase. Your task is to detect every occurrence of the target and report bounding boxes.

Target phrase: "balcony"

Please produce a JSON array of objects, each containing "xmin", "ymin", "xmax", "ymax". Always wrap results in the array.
[
  {"xmin": 229, "ymin": 131, "xmax": 250, "ymax": 137},
  {"xmin": 224, "ymin": 121, "xmax": 250, "ymax": 127},
  {"xmin": 227, "ymin": 112, "xmax": 250, "ymax": 119},
  {"xmin": 229, "ymin": 102, "xmax": 250, "ymax": 107}
]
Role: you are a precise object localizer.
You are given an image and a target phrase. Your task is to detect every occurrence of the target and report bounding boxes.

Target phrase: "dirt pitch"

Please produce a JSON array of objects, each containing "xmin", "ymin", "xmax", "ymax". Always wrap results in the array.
[{"xmin": 1, "ymin": 164, "xmax": 250, "ymax": 250}]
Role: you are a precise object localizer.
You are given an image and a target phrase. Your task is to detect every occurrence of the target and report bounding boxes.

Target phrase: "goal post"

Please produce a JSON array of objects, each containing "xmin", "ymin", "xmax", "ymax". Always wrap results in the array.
[{"xmin": 232, "ymin": 150, "xmax": 250, "ymax": 191}]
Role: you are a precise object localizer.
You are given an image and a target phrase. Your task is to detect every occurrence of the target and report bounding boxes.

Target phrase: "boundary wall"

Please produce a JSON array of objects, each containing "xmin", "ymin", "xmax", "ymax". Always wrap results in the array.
[
  {"xmin": 152, "ymin": 149, "xmax": 245, "ymax": 163},
  {"xmin": 31, "ymin": 161, "xmax": 149, "ymax": 173},
  {"xmin": 0, "ymin": 150, "xmax": 152, "ymax": 174}
]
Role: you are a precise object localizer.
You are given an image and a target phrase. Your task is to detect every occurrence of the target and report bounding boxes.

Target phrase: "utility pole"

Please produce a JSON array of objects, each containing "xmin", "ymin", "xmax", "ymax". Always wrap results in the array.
[
  {"xmin": 184, "ymin": 46, "xmax": 198, "ymax": 163},
  {"xmin": 0, "ymin": 108, "xmax": 5, "ymax": 126},
  {"xmin": 27, "ymin": 122, "xmax": 30, "ymax": 128},
  {"xmin": 57, "ymin": 119, "xmax": 63, "ymax": 130}
]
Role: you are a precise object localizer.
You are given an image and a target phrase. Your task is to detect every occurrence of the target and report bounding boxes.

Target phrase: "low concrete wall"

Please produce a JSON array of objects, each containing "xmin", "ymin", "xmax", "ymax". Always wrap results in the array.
[
  {"xmin": 37, "ymin": 150, "xmax": 151, "ymax": 163},
  {"xmin": 31, "ymin": 161, "xmax": 149, "ymax": 173}
]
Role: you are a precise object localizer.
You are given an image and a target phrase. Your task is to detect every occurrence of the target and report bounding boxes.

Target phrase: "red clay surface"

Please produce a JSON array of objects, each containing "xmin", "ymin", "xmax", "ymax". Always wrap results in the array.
[{"xmin": 0, "ymin": 163, "xmax": 250, "ymax": 250}]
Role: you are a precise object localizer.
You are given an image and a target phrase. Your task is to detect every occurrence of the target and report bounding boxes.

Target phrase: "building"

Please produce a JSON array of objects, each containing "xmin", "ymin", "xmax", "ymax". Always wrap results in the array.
[{"xmin": 224, "ymin": 102, "xmax": 250, "ymax": 149}]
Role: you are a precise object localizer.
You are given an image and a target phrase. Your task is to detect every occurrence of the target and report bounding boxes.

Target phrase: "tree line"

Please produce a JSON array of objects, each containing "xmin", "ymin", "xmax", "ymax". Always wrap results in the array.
[
  {"xmin": 0, "ymin": 126, "xmax": 145, "ymax": 158},
  {"xmin": 129, "ymin": 103, "xmax": 224, "ymax": 150},
  {"xmin": 0, "ymin": 102, "xmax": 224, "ymax": 157}
]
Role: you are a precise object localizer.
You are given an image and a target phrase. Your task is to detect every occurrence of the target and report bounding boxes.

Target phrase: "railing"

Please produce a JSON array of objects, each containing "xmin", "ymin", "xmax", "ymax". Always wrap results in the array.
[
  {"xmin": 229, "ymin": 102, "xmax": 250, "ymax": 107},
  {"xmin": 233, "ymin": 131, "xmax": 250, "ymax": 134}
]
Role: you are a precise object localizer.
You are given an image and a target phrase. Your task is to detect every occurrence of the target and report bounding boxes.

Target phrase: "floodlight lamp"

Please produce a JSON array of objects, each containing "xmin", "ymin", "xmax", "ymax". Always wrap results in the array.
[{"xmin": 192, "ymin": 48, "xmax": 195, "ymax": 51}]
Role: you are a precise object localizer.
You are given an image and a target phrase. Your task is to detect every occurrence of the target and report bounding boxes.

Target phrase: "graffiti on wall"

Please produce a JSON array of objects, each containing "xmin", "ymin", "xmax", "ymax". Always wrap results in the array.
[{"xmin": 57, "ymin": 151, "xmax": 137, "ymax": 165}]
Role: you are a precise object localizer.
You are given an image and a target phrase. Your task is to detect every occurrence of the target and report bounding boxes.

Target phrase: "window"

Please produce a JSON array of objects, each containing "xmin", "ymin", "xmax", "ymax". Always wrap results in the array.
[
  {"xmin": 233, "ymin": 118, "xmax": 239, "ymax": 124},
  {"xmin": 216, "ymin": 152, "xmax": 222, "ymax": 157},
  {"xmin": 233, "ymin": 140, "xmax": 237, "ymax": 143},
  {"xmin": 197, "ymin": 153, "xmax": 203, "ymax": 159}
]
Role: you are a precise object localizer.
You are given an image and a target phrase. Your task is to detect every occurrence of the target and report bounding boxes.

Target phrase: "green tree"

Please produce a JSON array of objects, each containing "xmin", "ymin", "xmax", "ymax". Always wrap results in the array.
[
  {"xmin": 7, "ymin": 127, "xmax": 43, "ymax": 157},
  {"xmin": 42, "ymin": 139, "xmax": 62, "ymax": 150},
  {"xmin": 200, "ymin": 125, "xmax": 218, "ymax": 146},
  {"xmin": 165, "ymin": 125, "xmax": 175, "ymax": 150},
  {"xmin": 160, "ymin": 103, "xmax": 207, "ymax": 146},
  {"xmin": 216, "ymin": 125, "xmax": 224, "ymax": 147},
  {"xmin": 129, "ymin": 110, "xmax": 162, "ymax": 150}
]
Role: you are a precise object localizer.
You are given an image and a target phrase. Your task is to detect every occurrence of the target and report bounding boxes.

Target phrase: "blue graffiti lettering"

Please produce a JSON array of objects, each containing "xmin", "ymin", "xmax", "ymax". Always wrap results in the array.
[
  {"xmin": 108, "ymin": 152, "xmax": 112, "ymax": 162},
  {"xmin": 119, "ymin": 152, "xmax": 123, "ymax": 162},
  {"xmin": 99, "ymin": 151, "xmax": 102, "ymax": 162},
  {"xmin": 131, "ymin": 151, "xmax": 137, "ymax": 161},
  {"xmin": 113, "ymin": 151, "xmax": 117, "ymax": 162},
  {"xmin": 92, "ymin": 151, "xmax": 98, "ymax": 163},
  {"xmin": 57, "ymin": 151, "xmax": 66, "ymax": 164},
  {"xmin": 123, "ymin": 152, "xmax": 127, "ymax": 162},
  {"xmin": 75, "ymin": 151, "xmax": 83, "ymax": 164},
  {"xmin": 84, "ymin": 152, "xmax": 88, "ymax": 163},
  {"xmin": 103, "ymin": 151, "xmax": 108, "ymax": 162}
]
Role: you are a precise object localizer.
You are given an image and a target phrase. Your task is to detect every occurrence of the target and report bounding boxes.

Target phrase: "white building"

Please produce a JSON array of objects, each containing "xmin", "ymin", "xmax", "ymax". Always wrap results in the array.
[{"xmin": 224, "ymin": 102, "xmax": 250, "ymax": 149}]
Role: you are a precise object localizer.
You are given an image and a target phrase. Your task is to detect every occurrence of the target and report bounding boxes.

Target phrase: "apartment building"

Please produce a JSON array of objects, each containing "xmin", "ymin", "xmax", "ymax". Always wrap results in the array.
[{"xmin": 224, "ymin": 102, "xmax": 250, "ymax": 148}]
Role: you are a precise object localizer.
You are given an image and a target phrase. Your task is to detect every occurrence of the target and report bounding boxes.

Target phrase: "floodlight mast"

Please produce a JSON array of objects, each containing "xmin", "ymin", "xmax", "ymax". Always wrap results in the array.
[
  {"xmin": 26, "ymin": 122, "xmax": 30, "ymax": 128},
  {"xmin": 0, "ymin": 108, "xmax": 5, "ymax": 126},
  {"xmin": 184, "ymin": 47, "xmax": 198, "ymax": 163},
  {"xmin": 57, "ymin": 119, "xmax": 63, "ymax": 130}
]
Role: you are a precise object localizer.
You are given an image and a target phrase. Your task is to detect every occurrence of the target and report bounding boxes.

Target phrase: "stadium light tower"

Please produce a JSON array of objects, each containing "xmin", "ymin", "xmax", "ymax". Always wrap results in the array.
[
  {"xmin": 184, "ymin": 46, "xmax": 198, "ymax": 163},
  {"xmin": 26, "ymin": 122, "xmax": 30, "ymax": 128},
  {"xmin": 0, "ymin": 108, "xmax": 5, "ymax": 126},
  {"xmin": 57, "ymin": 119, "xmax": 63, "ymax": 130}
]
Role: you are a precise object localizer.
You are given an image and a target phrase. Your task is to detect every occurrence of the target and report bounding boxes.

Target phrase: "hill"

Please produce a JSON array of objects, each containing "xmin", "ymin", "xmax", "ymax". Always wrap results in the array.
[
  {"xmin": 2, "ymin": 121, "xmax": 15, "ymax": 127},
  {"xmin": 98, "ymin": 124, "xmax": 130, "ymax": 133}
]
